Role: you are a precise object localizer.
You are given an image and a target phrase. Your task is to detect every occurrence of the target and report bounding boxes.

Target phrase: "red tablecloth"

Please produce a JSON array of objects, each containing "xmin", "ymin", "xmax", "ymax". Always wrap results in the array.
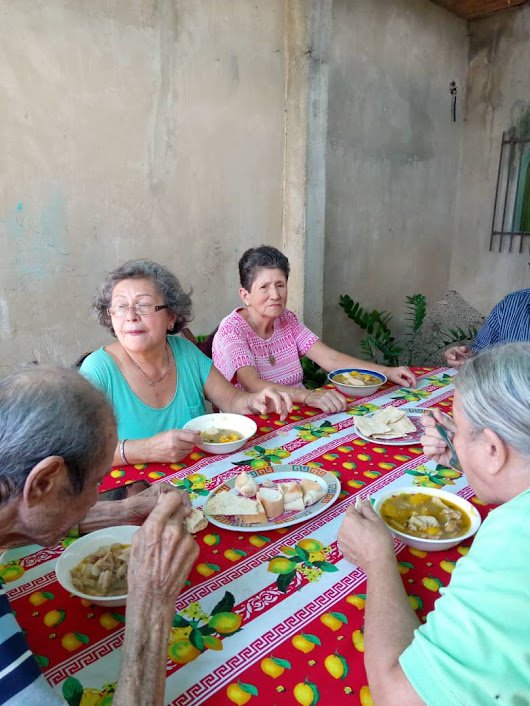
[{"xmin": 0, "ymin": 367, "xmax": 493, "ymax": 706}]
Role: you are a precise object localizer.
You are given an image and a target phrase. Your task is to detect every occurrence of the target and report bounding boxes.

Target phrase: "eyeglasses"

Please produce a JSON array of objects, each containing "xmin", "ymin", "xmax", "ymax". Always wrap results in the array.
[{"xmin": 107, "ymin": 304, "xmax": 169, "ymax": 318}]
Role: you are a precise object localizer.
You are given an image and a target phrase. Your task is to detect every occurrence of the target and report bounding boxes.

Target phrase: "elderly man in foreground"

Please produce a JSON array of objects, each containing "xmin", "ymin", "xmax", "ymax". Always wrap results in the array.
[
  {"xmin": 0, "ymin": 366, "xmax": 198, "ymax": 706},
  {"xmin": 338, "ymin": 343, "xmax": 530, "ymax": 705}
]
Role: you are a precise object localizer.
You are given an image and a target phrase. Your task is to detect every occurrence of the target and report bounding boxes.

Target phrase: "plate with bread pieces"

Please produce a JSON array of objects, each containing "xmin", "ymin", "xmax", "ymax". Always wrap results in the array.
[
  {"xmin": 203, "ymin": 464, "xmax": 341, "ymax": 532},
  {"xmin": 354, "ymin": 407, "xmax": 423, "ymax": 446}
]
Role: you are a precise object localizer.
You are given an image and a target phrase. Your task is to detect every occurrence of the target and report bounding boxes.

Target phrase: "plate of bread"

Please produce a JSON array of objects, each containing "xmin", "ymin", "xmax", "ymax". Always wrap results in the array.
[
  {"xmin": 203, "ymin": 464, "xmax": 341, "ymax": 531},
  {"xmin": 354, "ymin": 407, "xmax": 422, "ymax": 446}
]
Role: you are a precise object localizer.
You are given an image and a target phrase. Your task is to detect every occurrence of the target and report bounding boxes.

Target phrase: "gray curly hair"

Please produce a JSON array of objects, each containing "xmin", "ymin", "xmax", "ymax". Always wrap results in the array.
[
  {"xmin": 92, "ymin": 259, "xmax": 193, "ymax": 336},
  {"xmin": 456, "ymin": 342, "xmax": 530, "ymax": 460}
]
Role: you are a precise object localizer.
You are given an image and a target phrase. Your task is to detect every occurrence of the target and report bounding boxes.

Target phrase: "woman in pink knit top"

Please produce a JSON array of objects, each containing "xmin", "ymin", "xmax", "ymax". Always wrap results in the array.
[{"xmin": 212, "ymin": 246, "xmax": 416, "ymax": 414}]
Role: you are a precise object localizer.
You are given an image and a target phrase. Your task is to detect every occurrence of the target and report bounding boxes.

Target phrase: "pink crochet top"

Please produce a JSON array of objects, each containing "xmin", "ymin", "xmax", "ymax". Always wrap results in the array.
[{"xmin": 212, "ymin": 309, "xmax": 319, "ymax": 388}]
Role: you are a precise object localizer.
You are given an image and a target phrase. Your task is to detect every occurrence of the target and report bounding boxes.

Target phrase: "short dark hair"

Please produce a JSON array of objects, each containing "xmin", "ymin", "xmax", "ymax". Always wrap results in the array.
[
  {"xmin": 0, "ymin": 366, "xmax": 115, "ymax": 503},
  {"xmin": 238, "ymin": 246, "xmax": 290, "ymax": 291},
  {"xmin": 92, "ymin": 259, "xmax": 193, "ymax": 336}
]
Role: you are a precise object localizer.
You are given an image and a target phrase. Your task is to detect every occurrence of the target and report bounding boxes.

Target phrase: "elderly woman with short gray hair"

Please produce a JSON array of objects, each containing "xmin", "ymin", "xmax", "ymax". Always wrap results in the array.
[
  {"xmin": 80, "ymin": 259, "xmax": 291, "ymax": 465},
  {"xmin": 337, "ymin": 342, "xmax": 530, "ymax": 706},
  {"xmin": 0, "ymin": 366, "xmax": 198, "ymax": 706}
]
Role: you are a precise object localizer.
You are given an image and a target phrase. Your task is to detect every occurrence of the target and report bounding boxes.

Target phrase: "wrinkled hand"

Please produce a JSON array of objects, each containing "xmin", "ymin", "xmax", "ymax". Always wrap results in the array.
[
  {"xmin": 121, "ymin": 484, "xmax": 192, "ymax": 525},
  {"xmin": 384, "ymin": 366, "xmax": 417, "ymax": 388},
  {"xmin": 248, "ymin": 387, "xmax": 293, "ymax": 420},
  {"xmin": 338, "ymin": 500, "xmax": 395, "ymax": 573},
  {"xmin": 147, "ymin": 429, "xmax": 201, "ymax": 463},
  {"xmin": 127, "ymin": 492, "xmax": 199, "ymax": 605},
  {"xmin": 444, "ymin": 345, "xmax": 472, "ymax": 370},
  {"xmin": 420, "ymin": 409, "xmax": 456, "ymax": 467},
  {"xmin": 305, "ymin": 388, "xmax": 347, "ymax": 414}
]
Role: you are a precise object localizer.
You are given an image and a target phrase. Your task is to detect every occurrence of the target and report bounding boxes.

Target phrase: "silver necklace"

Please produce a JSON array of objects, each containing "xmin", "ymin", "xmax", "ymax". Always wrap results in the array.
[{"xmin": 126, "ymin": 344, "xmax": 170, "ymax": 387}]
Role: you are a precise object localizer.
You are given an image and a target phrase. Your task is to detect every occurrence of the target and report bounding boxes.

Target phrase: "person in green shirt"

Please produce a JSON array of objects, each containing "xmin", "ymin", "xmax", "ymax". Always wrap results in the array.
[{"xmin": 338, "ymin": 342, "xmax": 530, "ymax": 706}]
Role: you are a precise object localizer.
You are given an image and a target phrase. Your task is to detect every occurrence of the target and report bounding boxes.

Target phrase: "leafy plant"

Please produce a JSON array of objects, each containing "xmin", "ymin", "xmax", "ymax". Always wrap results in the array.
[
  {"xmin": 339, "ymin": 293, "xmax": 478, "ymax": 366},
  {"xmin": 301, "ymin": 356, "xmax": 327, "ymax": 389}
]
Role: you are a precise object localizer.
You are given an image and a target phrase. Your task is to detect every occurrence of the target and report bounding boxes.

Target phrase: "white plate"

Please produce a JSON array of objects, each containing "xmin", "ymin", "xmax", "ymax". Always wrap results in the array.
[
  {"xmin": 203, "ymin": 465, "xmax": 341, "ymax": 532},
  {"xmin": 354, "ymin": 411, "xmax": 423, "ymax": 446}
]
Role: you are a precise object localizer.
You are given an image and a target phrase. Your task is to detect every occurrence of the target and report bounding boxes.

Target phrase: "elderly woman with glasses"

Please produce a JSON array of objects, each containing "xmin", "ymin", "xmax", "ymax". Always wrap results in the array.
[
  {"xmin": 337, "ymin": 342, "xmax": 530, "ymax": 706},
  {"xmin": 80, "ymin": 260, "xmax": 291, "ymax": 465},
  {"xmin": 212, "ymin": 245, "xmax": 416, "ymax": 414}
]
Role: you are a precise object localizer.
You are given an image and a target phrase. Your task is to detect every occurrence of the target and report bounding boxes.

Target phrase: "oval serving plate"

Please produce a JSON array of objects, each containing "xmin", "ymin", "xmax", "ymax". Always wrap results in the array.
[
  {"xmin": 354, "ymin": 412, "xmax": 423, "ymax": 447},
  {"xmin": 203, "ymin": 464, "xmax": 341, "ymax": 532}
]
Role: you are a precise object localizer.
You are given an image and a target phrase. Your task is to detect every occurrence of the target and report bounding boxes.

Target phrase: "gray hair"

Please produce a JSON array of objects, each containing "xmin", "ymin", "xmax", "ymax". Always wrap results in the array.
[
  {"xmin": 93, "ymin": 259, "xmax": 193, "ymax": 336},
  {"xmin": 239, "ymin": 246, "xmax": 290, "ymax": 291},
  {"xmin": 455, "ymin": 342, "xmax": 530, "ymax": 460},
  {"xmin": 0, "ymin": 366, "xmax": 115, "ymax": 503}
]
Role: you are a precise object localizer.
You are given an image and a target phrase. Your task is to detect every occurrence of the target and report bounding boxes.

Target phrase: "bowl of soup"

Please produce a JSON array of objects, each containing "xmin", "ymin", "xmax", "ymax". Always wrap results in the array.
[
  {"xmin": 373, "ymin": 487, "xmax": 481, "ymax": 551},
  {"xmin": 55, "ymin": 525, "xmax": 137, "ymax": 607},
  {"xmin": 183, "ymin": 413, "xmax": 257, "ymax": 454},
  {"xmin": 328, "ymin": 368, "xmax": 386, "ymax": 397}
]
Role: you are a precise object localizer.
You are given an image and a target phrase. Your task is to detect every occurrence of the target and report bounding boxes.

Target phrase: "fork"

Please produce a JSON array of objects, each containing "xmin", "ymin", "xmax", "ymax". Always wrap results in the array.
[{"xmin": 406, "ymin": 408, "xmax": 461, "ymax": 470}]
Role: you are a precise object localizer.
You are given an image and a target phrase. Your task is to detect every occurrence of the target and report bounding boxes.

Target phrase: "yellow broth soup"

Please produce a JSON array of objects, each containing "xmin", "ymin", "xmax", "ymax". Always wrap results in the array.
[
  {"xmin": 380, "ymin": 492, "xmax": 471, "ymax": 540},
  {"xmin": 332, "ymin": 371, "xmax": 381, "ymax": 386},
  {"xmin": 71, "ymin": 543, "xmax": 130, "ymax": 597},
  {"xmin": 200, "ymin": 428, "xmax": 243, "ymax": 444}
]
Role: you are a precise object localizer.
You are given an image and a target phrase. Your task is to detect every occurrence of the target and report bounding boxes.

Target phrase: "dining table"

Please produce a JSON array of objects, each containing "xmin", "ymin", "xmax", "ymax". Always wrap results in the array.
[{"xmin": 0, "ymin": 365, "xmax": 494, "ymax": 706}]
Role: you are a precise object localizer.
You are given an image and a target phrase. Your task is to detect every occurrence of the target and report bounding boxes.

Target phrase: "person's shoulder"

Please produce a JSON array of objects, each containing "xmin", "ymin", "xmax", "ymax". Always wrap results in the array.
[
  {"xmin": 498, "ymin": 288, "xmax": 530, "ymax": 307},
  {"xmin": 279, "ymin": 309, "xmax": 301, "ymax": 327},
  {"xmin": 79, "ymin": 347, "xmax": 110, "ymax": 372},
  {"xmin": 217, "ymin": 309, "xmax": 248, "ymax": 334}
]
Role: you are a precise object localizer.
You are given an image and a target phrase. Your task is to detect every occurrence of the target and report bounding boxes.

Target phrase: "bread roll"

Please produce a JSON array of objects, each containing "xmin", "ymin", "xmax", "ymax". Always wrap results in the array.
[
  {"xmin": 204, "ymin": 490, "xmax": 262, "ymax": 516},
  {"xmin": 234, "ymin": 471, "xmax": 259, "ymax": 498},
  {"xmin": 257, "ymin": 487, "xmax": 284, "ymax": 519},
  {"xmin": 184, "ymin": 508, "xmax": 208, "ymax": 533},
  {"xmin": 279, "ymin": 481, "xmax": 305, "ymax": 512},
  {"xmin": 300, "ymin": 479, "xmax": 326, "ymax": 507}
]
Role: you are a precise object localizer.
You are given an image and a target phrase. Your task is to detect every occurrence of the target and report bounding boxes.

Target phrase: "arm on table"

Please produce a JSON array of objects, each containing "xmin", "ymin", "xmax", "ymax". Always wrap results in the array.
[
  {"xmin": 79, "ymin": 484, "xmax": 192, "ymax": 534},
  {"xmin": 203, "ymin": 365, "xmax": 293, "ymax": 419},
  {"xmin": 113, "ymin": 492, "xmax": 199, "ymax": 706},
  {"xmin": 305, "ymin": 341, "xmax": 417, "ymax": 388},
  {"xmin": 337, "ymin": 502, "xmax": 425, "ymax": 706},
  {"xmin": 235, "ymin": 365, "xmax": 348, "ymax": 414}
]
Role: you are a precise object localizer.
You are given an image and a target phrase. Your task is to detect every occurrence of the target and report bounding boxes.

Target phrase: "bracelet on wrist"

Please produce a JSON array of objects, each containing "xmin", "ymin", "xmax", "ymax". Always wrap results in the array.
[{"xmin": 119, "ymin": 439, "xmax": 130, "ymax": 465}]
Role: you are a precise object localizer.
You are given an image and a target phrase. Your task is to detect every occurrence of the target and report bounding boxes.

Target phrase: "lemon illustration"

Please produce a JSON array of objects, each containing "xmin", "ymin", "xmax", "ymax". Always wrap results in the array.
[
  {"xmin": 363, "ymin": 470, "xmax": 381, "ymax": 479},
  {"xmin": 293, "ymin": 681, "xmax": 318, "ymax": 706},
  {"xmin": 196, "ymin": 562, "xmax": 219, "ymax": 577},
  {"xmin": 342, "ymin": 461, "xmax": 356, "ymax": 470},
  {"xmin": 61, "ymin": 632, "xmax": 85, "ymax": 652},
  {"xmin": 291, "ymin": 633, "xmax": 320, "ymax": 653},
  {"xmin": 0, "ymin": 563, "xmax": 24, "ymax": 582},
  {"xmin": 260, "ymin": 656, "xmax": 288, "ymax": 678},
  {"xmin": 346, "ymin": 594, "xmax": 366, "ymax": 609},
  {"xmin": 224, "ymin": 549, "xmax": 247, "ymax": 562},
  {"xmin": 408, "ymin": 595, "xmax": 423, "ymax": 611},
  {"xmin": 167, "ymin": 639, "xmax": 201, "ymax": 664},
  {"xmin": 320, "ymin": 611, "xmax": 347, "ymax": 631},
  {"xmin": 203, "ymin": 533, "xmax": 221, "ymax": 546},
  {"xmin": 268, "ymin": 557, "xmax": 297, "ymax": 575},
  {"xmin": 29, "ymin": 591, "xmax": 53, "ymax": 607},
  {"xmin": 99, "ymin": 612, "xmax": 121, "ymax": 630},
  {"xmin": 249, "ymin": 535, "xmax": 269, "ymax": 548},
  {"xmin": 440, "ymin": 560, "xmax": 456, "ymax": 574},
  {"xmin": 44, "ymin": 609, "xmax": 66, "ymax": 627},
  {"xmin": 169, "ymin": 625, "xmax": 193, "ymax": 641},
  {"xmin": 297, "ymin": 538, "xmax": 323, "ymax": 553},
  {"xmin": 110, "ymin": 469, "xmax": 125, "ymax": 479},
  {"xmin": 352, "ymin": 629, "xmax": 364, "ymax": 652},
  {"xmin": 324, "ymin": 652, "xmax": 349, "ymax": 679},
  {"xmin": 226, "ymin": 682, "xmax": 257, "ymax": 705},
  {"xmin": 422, "ymin": 576, "xmax": 443, "ymax": 593},
  {"xmin": 372, "ymin": 447, "xmax": 386, "ymax": 454},
  {"xmin": 408, "ymin": 548, "xmax": 427, "ymax": 558},
  {"xmin": 347, "ymin": 479, "xmax": 365, "ymax": 489},
  {"xmin": 457, "ymin": 545, "xmax": 470, "ymax": 556},
  {"xmin": 360, "ymin": 685, "xmax": 374, "ymax": 706},
  {"xmin": 209, "ymin": 611, "xmax": 242, "ymax": 635}
]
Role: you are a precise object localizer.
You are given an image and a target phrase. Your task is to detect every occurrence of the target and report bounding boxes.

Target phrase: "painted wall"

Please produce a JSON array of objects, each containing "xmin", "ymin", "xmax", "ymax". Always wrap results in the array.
[
  {"xmin": 0, "ymin": 0, "xmax": 285, "ymax": 372},
  {"xmin": 449, "ymin": 5, "xmax": 530, "ymax": 314},
  {"xmin": 323, "ymin": 0, "xmax": 468, "ymax": 356}
]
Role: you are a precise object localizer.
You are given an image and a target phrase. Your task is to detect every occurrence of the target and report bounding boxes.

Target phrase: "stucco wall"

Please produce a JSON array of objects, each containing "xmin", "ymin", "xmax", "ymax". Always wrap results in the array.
[
  {"xmin": 0, "ymin": 0, "xmax": 285, "ymax": 372},
  {"xmin": 323, "ymin": 0, "xmax": 468, "ymax": 357},
  {"xmin": 449, "ymin": 5, "xmax": 530, "ymax": 314}
]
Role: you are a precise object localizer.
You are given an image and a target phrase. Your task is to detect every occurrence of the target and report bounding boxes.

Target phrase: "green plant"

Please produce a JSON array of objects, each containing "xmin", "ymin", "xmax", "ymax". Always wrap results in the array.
[
  {"xmin": 301, "ymin": 356, "xmax": 327, "ymax": 389},
  {"xmin": 339, "ymin": 293, "xmax": 478, "ymax": 366}
]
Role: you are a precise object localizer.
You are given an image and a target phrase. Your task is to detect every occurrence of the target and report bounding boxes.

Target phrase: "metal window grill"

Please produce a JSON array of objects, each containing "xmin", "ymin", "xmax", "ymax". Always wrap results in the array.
[{"xmin": 490, "ymin": 131, "xmax": 530, "ymax": 253}]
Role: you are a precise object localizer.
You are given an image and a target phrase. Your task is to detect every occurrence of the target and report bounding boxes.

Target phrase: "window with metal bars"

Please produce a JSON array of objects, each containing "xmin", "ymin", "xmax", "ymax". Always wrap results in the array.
[{"xmin": 490, "ymin": 131, "xmax": 530, "ymax": 253}]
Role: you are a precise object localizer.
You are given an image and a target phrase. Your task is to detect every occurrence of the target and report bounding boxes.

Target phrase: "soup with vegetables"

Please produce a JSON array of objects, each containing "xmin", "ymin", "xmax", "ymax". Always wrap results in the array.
[
  {"xmin": 332, "ymin": 371, "xmax": 381, "ymax": 387},
  {"xmin": 200, "ymin": 428, "xmax": 243, "ymax": 444},
  {"xmin": 380, "ymin": 493, "xmax": 470, "ymax": 540},
  {"xmin": 71, "ymin": 543, "xmax": 130, "ymax": 596}
]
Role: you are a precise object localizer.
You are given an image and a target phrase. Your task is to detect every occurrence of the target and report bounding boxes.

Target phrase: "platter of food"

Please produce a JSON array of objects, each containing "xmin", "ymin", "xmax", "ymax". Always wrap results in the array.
[
  {"xmin": 354, "ymin": 407, "xmax": 423, "ymax": 446},
  {"xmin": 203, "ymin": 465, "xmax": 341, "ymax": 532}
]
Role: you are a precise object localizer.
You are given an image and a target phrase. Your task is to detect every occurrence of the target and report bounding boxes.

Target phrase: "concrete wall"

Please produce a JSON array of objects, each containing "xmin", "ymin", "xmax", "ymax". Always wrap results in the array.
[
  {"xmin": 449, "ymin": 5, "xmax": 530, "ymax": 314},
  {"xmin": 0, "ymin": 0, "xmax": 286, "ymax": 372},
  {"xmin": 323, "ymin": 0, "xmax": 468, "ymax": 357}
]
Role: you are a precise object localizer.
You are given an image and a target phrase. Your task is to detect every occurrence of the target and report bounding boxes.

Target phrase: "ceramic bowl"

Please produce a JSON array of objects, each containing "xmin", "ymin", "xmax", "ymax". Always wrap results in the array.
[
  {"xmin": 55, "ymin": 525, "xmax": 138, "ymax": 607},
  {"xmin": 183, "ymin": 412, "xmax": 257, "ymax": 454},
  {"xmin": 373, "ymin": 486, "xmax": 481, "ymax": 551},
  {"xmin": 328, "ymin": 368, "xmax": 386, "ymax": 397}
]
